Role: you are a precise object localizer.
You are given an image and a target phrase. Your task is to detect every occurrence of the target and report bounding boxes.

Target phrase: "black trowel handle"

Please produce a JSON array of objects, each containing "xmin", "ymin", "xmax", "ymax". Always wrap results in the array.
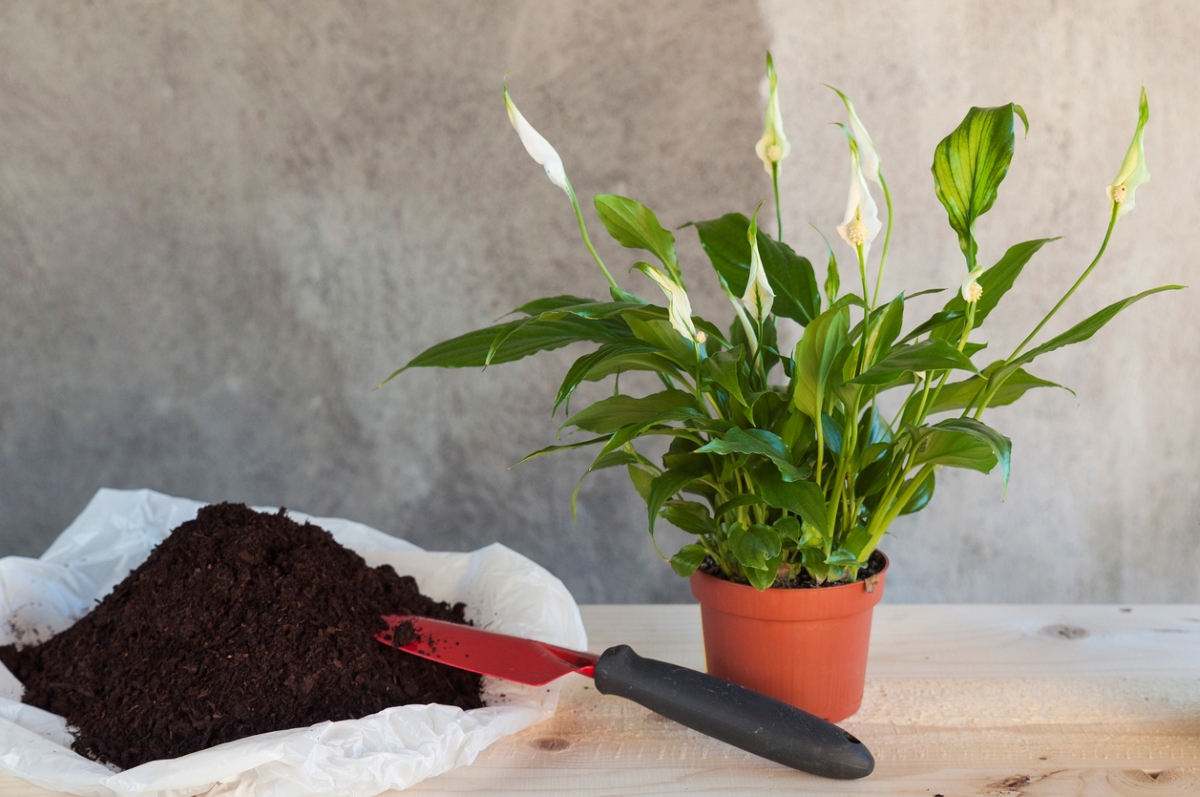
[{"xmin": 592, "ymin": 645, "xmax": 873, "ymax": 780}]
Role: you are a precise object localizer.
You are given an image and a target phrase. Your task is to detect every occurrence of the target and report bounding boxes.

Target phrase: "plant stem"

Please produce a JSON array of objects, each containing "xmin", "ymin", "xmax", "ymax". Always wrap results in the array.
[
  {"xmin": 566, "ymin": 181, "xmax": 618, "ymax": 290},
  {"xmin": 773, "ymin": 164, "xmax": 783, "ymax": 242},
  {"xmin": 871, "ymin": 172, "xmax": 895, "ymax": 308},
  {"xmin": 1011, "ymin": 202, "xmax": 1120, "ymax": 362},
  {"xmin": 857, "ymin": 244, "xmax": 870, "ymax": 312},
  {"xmin": 970, "ymin": 201, "xmax": 1120, "ymax": 419}
]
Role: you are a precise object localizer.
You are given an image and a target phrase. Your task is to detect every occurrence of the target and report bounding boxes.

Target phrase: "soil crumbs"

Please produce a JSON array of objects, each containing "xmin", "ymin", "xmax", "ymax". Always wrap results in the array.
[{"xmin": 0, "ymin": 503, "xmax": 483, "ymax": 770}]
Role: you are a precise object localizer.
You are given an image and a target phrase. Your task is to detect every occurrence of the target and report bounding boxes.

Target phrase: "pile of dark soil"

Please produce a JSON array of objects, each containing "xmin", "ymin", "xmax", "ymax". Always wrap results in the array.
[{"xmin": 0, "ymin": 503, "xmax": 483, "ymax": 770}]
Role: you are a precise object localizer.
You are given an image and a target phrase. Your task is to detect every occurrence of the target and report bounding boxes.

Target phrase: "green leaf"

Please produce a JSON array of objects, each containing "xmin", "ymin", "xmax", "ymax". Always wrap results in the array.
[
  {"xmin": 792, "ymin": 304, "xmax": 850, "ymax": 420},
  {"xmin": 900, "ymin": 471, "xmax": 935, "ymax": 514},
  {"xmin": 696, "ymin": 427, "xmax": 805, "ymax": 482},
  {"xmin": 744, "ymin": 559, "xmax": 779, "ymax": 591},
  {"xmin": 852, "ymin": 339, "xmax": 980, "ymax": 386},
  {"xmin": 660, "ymin": 500, "xmax": 715, "ymax": 534},
  {"xmin": 859, "ymin": 294, "xmax": 905, "ymax": 367},
  {"xmin": 694, "ymin": 213, "xmax": 821, "ymax": 324},
  {"xmin": 729, "ymin": 523, "xmax": 781, "ymax": 570},
  {"xmin": 647, "ymin": 461, "xmax": 711, "ymax": 538},
  {"xmin": 932, "ymin": 238, "xmax": 1059, "ymax": 342},
  {"xmin": 627, "ymin": 465, "xmax": 655, "ymax": 503},
  {"xmin": 580, "ymin": 352, "xmax": 683, "ymax": 383},
  {"xmin": 512, "ymin": 295, "xmax": 597, "ymax": 316},
  {"xmin": 713, "ymin": 493, "xmax": 763, "ymax": 520},
  {"xmin": 1010, "ymin": 285, "xmax": 1184, "ymax": 370},
  {"xmin": 913, "ymin": 417, "xmax": 1012, "ymax": 489},
  {"xmin": 703, "ymin": 346, "xmax": 749, "ymax": 409},
  {"xmin": 928, "ymin": 362, "xmax": 1073, "ymax": 414},
  {"xmin": 514, "ymin": 436, "xmax": 609, "ymax": 466},
  {"xmin": 554, "ymin": 340, "xmax": 665, "ymax": 411},
  {"xmin": 825, "ymin": 549, "xmax": 860, "ymax": 567},
  {"xmin": 625, "ymin": 316, "xmax": 700, "ymax": 369},
  {"xmin": 595, "ymin": 195, "xmax": 682, "ymax": 283},
  {"xmin": 749, "ymin": 462, "xmax": 829, "ymax": 540},
  {"xmin": 774, "ymin": 515, "xmax": 822, "ymax": 549},
  {"xmin": 669, "ymin": 544, "xmax": 709, "ymax": 577},
  {"xmin": 932, "ymin": 103, "xmax": 1028, "ymax": 268},
  {"xmin": 564, "ymin": 390, "xmax": 702, "ymax": 435},
  {"xmin": 382, "ymin": 315, "xmax": 629, "ymax": 385}
]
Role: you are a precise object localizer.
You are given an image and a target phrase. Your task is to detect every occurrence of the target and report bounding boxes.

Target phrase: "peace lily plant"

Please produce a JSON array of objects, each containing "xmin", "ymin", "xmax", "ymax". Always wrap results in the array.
[{"xmin": 387, "ymin": 60, "xmax": 1177, "ymax": 591}]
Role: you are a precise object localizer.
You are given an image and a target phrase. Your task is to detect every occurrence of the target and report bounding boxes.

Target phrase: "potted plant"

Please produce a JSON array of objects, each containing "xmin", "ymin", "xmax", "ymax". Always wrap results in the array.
[{"xmin": 384, "ymin": 56, "xmax": 1177, "ymax": 722}]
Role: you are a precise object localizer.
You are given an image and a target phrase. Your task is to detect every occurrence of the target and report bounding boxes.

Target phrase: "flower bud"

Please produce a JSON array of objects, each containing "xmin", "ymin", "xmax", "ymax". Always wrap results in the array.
[{"xmin": 503, "ymin": 83, "xmax": 570, "ymax": 195}]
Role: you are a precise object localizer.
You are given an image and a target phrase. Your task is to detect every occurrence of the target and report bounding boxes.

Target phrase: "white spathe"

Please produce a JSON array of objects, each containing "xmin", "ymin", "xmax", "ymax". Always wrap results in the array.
[
  {"xmin": 754, "ymin": 53, "xmax": 790, "ymax": 174},
  {"xmin": 835, "ymin": 135, "xmax": 882, "ymax": 261},
  {"xmin": 503, "ymin": 85, "xmax": 570, "ymax": 195},
  {"xmin": 960, "ymin": 265, "xmax": 984, "ymax": 303},
  {"xmin": 828, "ymin": 86, "xmax": 881, "ymax": 185},
  {"xmin": 1107, "ymin": 87, "xmax": 1150, "ymax": 217},
  {"xmin": 636, "ymin": 263, "xmax": 700, "ymax": 344},
  {"xmin": 741, "ymin": 218, "xmax": 775, "ymax": 321}
]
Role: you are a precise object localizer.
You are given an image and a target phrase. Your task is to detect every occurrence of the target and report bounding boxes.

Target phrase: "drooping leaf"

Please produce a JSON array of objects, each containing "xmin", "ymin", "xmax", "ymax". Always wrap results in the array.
[
  {"xmin": 514, "ymin": 436, "xmax": 609, "ymax": 466},
  {"xmin": 749, "ymin": 462, "xmax": 829, "ymax": 540},
  {"xmin": 932, "ymin": 103, "xmax": 1028, "ymax": 268},
  {"xmin": 563, "ymin": 390, "xmax": 703, "ymax": 435},
  {"xmin": 382, "ymin": 315, "xmax": 629, "ymax": 385},
  {"xmin": 852, "ymin": 339, "xmax": 979, "ymax": 386},
  {"xmin": 595, "ymin": 195, "xmax": 682, "ymax": 283},
  {"xmin": 555, "ymin": 340, "xmax": 665, "ymax": 411},
  {"xmin": 695, "ymin": 427, "xmax": 805, "ymax": 482},
  {"xmin": 579, "ymin": 351, "xmax": 683, "ymax": 383},
  {"xmin": 913, "ymin": 417, "xmax": 1012, "ymax": 489},
  {"xmin": 669, "ymin": 543, "xmax": 709, "ymax": 577},
  {"xmin": 511, "ymin": 295, "xmax": 597, "ymax": 316},
  {"xmin": 927, "ymin": 362, "xmax": 1073, "ymax": 414},
  {"xmin": 694, "ymin": 213, "xmax": 821, "ymax": 324},
  {"xmin": 792, "ymin": 304, "xmax": 850, "ymax": 420}
]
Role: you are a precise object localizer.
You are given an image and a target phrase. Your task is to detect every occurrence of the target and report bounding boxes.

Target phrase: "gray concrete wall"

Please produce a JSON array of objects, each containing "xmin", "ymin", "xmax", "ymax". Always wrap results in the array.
[{"xmin": 0, "ymin": 0, "xmax": 1194, "ymax": 604}]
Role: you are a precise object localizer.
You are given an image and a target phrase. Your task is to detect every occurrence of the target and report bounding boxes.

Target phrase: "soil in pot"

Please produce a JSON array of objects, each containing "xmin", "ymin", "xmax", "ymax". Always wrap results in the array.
[{"xmin": 0, "ymin": 503, "xmax": 483, "ymax": 770}]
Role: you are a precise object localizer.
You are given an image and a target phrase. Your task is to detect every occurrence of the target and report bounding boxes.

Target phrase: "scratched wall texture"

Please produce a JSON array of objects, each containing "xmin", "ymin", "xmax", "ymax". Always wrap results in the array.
[{"xmin": 0, "ymin": 0, "xmax": 1195, "ymax": 603}]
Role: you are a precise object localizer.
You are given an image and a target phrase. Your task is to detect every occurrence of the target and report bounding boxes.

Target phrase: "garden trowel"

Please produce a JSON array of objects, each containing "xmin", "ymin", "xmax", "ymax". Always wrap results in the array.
[{"xmin": 376, "ymin": 614, "xmax": 874, "ymax": 780}]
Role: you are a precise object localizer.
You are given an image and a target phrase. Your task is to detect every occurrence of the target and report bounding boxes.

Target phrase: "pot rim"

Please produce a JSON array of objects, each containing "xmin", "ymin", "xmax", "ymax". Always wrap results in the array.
[{"xmin": 689, "ymin": 552, "xmax": 888, "ymax": 621}]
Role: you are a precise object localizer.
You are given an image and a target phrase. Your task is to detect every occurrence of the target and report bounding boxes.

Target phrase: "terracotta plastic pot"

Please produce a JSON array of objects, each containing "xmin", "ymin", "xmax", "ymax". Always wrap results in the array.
[{"xmin": 689, "ymin": 554, "xmax": 887, "ymax": 723}]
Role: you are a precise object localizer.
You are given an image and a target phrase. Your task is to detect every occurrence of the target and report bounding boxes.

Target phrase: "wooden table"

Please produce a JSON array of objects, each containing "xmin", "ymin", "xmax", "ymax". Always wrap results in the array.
[{"xmin": 4, "ymin": 604, "xmax": 1199, "ymax": 795}]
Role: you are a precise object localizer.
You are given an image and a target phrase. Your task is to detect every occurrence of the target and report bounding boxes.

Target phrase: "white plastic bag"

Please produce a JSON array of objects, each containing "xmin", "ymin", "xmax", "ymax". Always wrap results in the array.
[{"xmin": 0, "ymin": 489, "xmax": 587, "ymax": 796}]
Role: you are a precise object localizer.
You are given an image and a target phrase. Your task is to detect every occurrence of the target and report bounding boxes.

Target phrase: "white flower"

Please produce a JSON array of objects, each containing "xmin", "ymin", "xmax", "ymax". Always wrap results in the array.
[
  {"xmin": 741, "ymin": 207, "xmax": 775, "ymax": 321},
  {"xmin": 634, "ymin": 263, "xmax": 700, "ymax": 344},
  {"xmin": 960, "ymin": 265, "xmax": 984, "ymax": 304},
  {"xmin": 1106, "ymin": 87, "xmax": 1150, "ymax": 217},
  {"xmin": 826, "ymin": 85, "xmax": 880, "ymax": 185},
  {"xmin": 834, "ymin": 130, "xmax": 882, "ymax": 260},
  {"xmin": 754, "ymin": 53, "xmax": 790, "ymax": 174},
  {"xmin": 503, "ymin": 83, "xmax": 570, "ymax": 194}
]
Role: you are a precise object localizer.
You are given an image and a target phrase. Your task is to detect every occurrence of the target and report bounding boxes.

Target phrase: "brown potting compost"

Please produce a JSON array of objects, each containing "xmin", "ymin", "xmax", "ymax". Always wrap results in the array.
[{"xmin": 0, "ymin": 503, "xmax": 483, "ymax": 770}]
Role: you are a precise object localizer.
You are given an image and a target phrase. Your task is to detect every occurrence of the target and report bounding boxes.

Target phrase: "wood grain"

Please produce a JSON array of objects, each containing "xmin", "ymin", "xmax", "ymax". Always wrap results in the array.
[{"xmin": 2, "ymin": 604, "xmax": 1198, "ymax": 795}]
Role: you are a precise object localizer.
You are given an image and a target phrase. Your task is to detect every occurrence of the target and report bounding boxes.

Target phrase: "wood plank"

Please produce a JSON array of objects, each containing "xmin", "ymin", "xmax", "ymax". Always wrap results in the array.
[{"xmin": 0, "ymin": 604, "xmax": 1197, "ymax": 796}]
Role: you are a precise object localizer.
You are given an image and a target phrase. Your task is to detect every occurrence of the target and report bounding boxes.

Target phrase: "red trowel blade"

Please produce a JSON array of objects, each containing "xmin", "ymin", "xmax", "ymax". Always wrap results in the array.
[{"xmin": 377, "ymin": 614, "xmax": 599, "ymax": 686}]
